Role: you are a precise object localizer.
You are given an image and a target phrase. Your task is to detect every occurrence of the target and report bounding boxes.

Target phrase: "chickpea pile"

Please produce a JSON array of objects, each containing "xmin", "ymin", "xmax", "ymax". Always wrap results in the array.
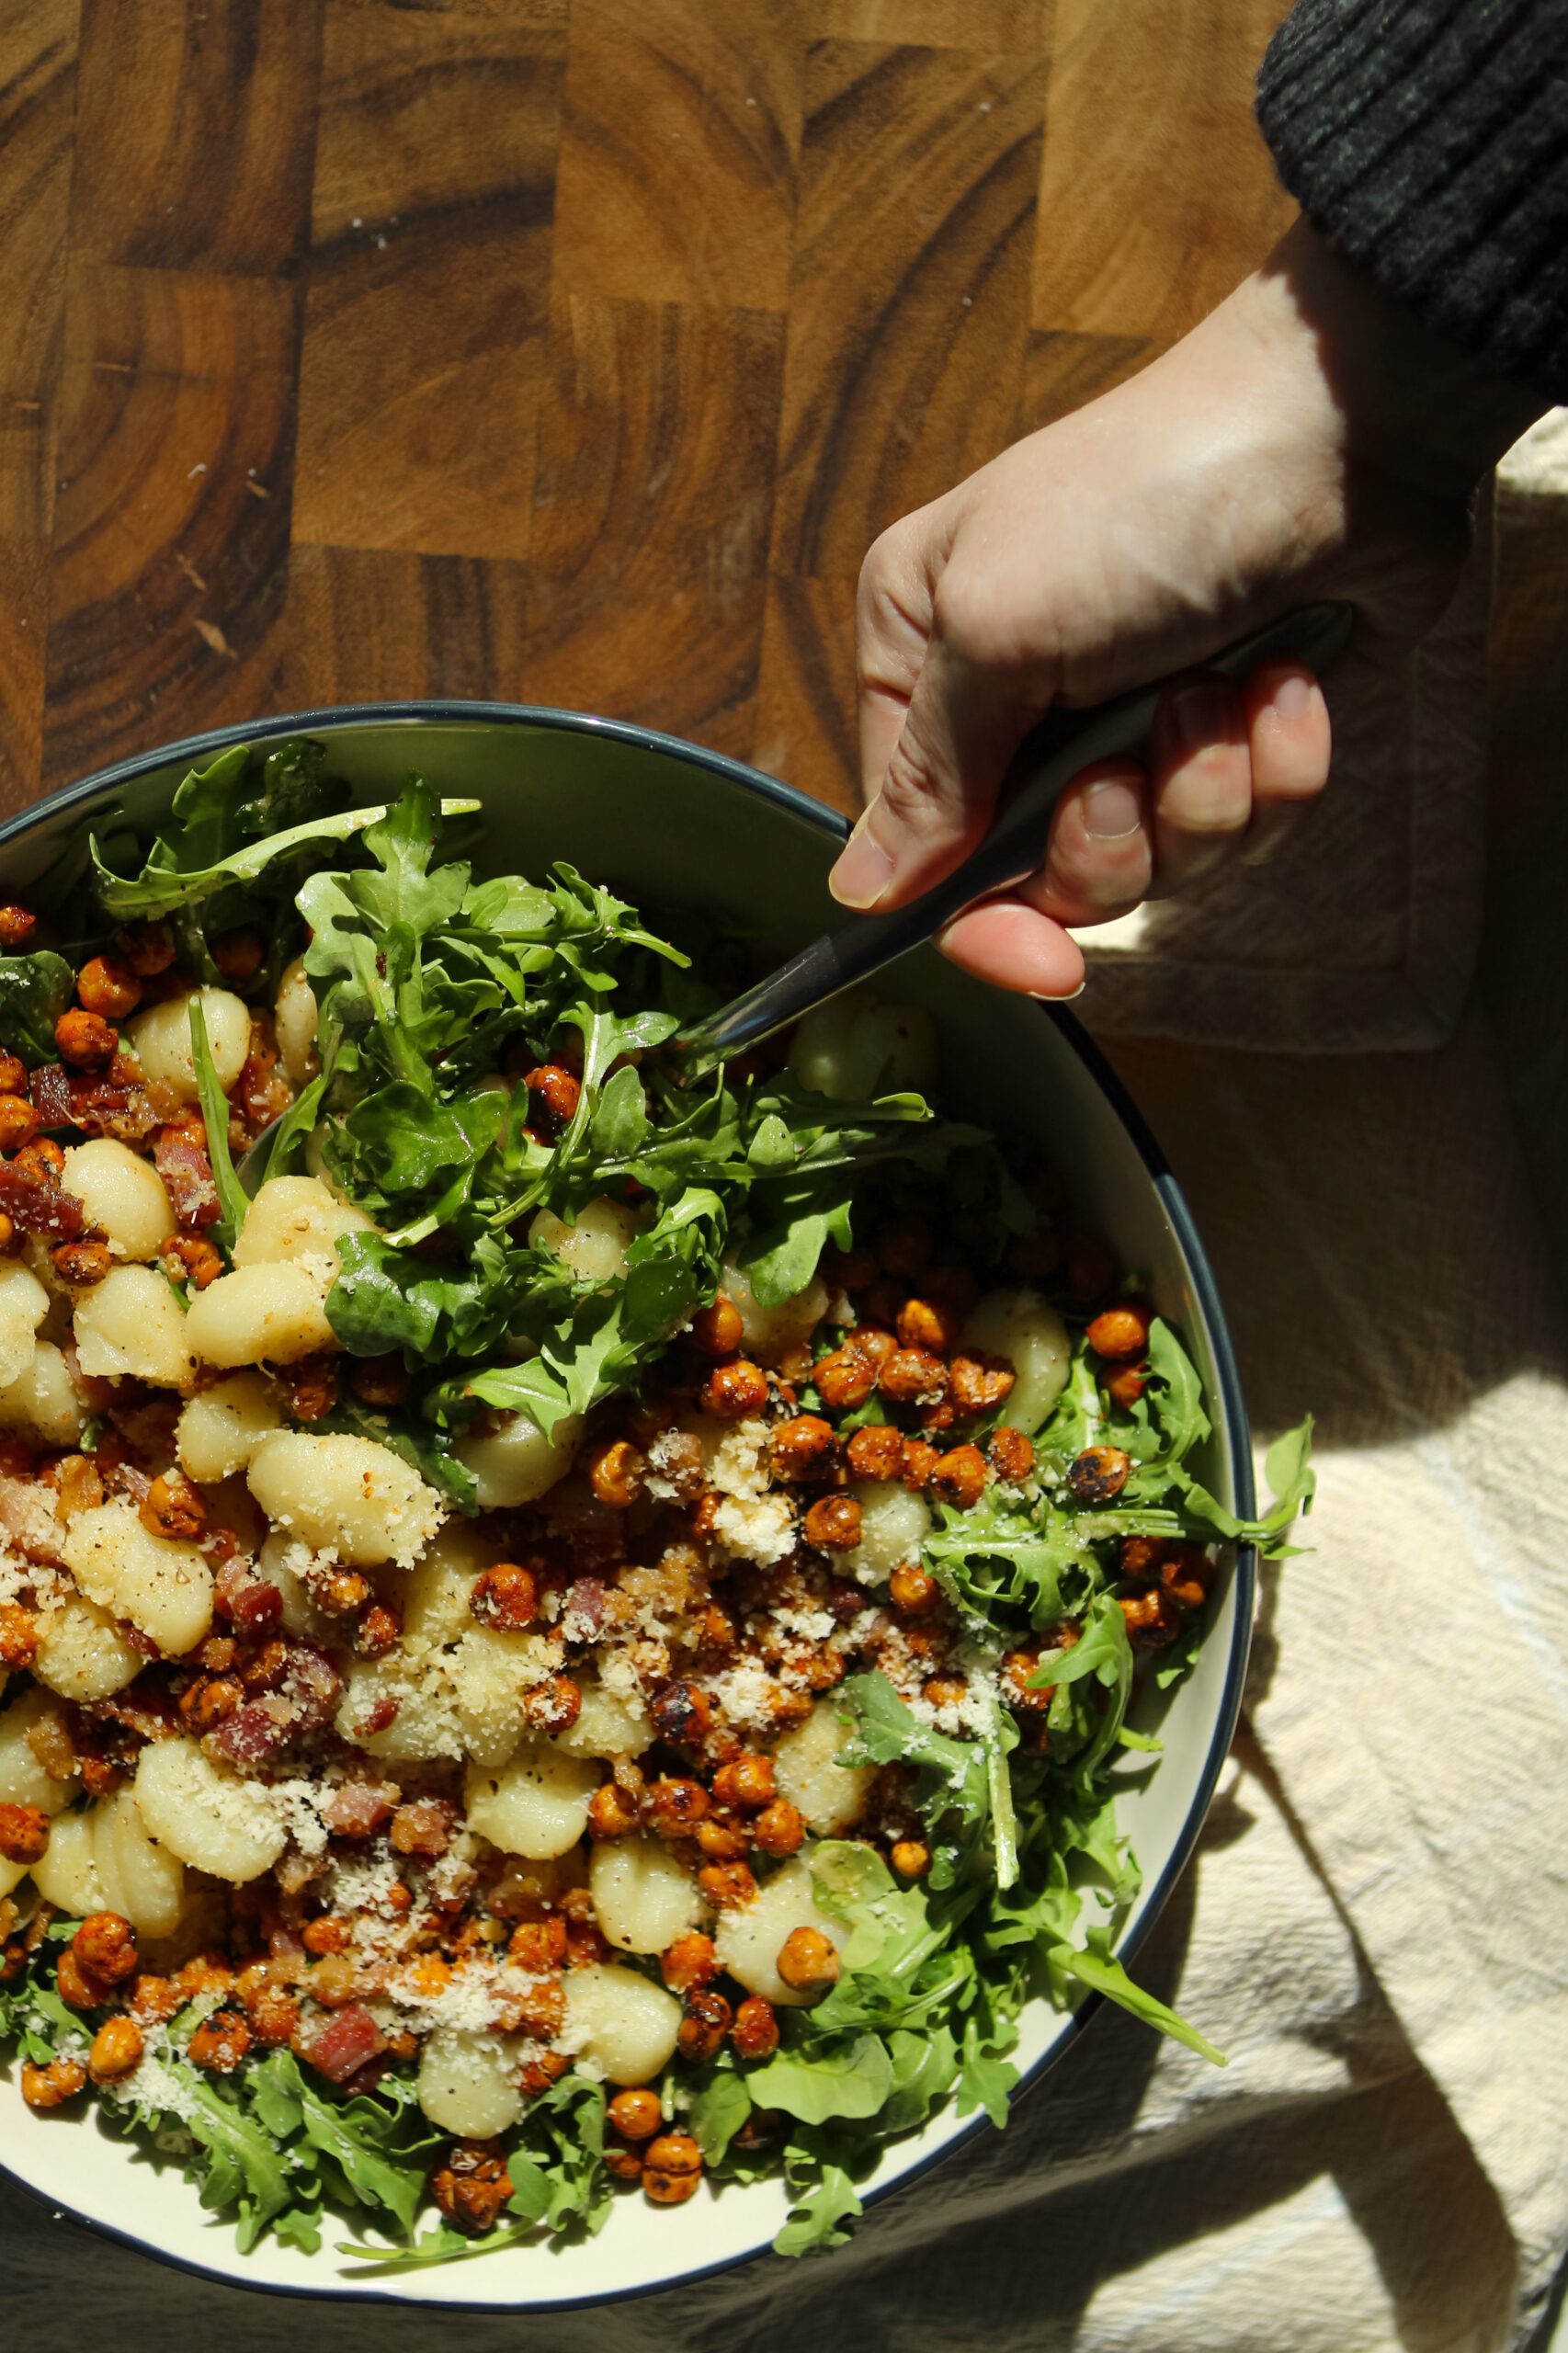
[{"xmin": 0, "ymin": 886, "xmax": 1220, "ymax": 2245}]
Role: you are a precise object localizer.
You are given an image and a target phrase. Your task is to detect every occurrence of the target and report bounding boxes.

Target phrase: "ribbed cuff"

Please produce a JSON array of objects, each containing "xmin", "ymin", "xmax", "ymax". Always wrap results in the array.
[{"xmin": 1256, "ymin": 0, "xmax": 1568, "ymax": 403}]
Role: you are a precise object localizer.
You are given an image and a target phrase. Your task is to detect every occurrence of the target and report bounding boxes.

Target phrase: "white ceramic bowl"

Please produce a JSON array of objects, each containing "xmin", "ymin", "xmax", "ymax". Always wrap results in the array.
[{"xmin": 0, "ymin": 705, "xmax": 1256, "ymax": 2308}]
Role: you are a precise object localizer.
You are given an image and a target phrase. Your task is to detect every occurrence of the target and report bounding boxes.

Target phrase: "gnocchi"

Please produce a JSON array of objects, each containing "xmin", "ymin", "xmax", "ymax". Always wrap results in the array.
[
  {"xmin": 416, "ymin": 2029, "xmax": 525, "ymax": 2138},
  {"xmin": 841, "ymin": 1478, "xmax": 932, "ymax": 1586},
  {"xmin": 772, "ymin": 1699, "xmax": 875, "ymax": 1836},
  {"xmin": 590, "ymin": 1836, "xmax": 705, "ymax": 1954},
  {"xmin": 185, "ymin": 1262, "xmax": 335, "ymax": 1367},
  {"xmin": 60, "ymin": 1139, "xmax": 176, "ymax": 1262},
  {"xmin": 529, "ymin": 1195, "xmax": 638, "ymax": 1282},
  {"xmin": 455, "ymin": 1407, "xmax": 583, "ymax": 1510},
  {"xmin": 133, "ymin": 1740, "xmax": 287, "ymax": 1883},
  {"xmin": 246, "ymin": 1431, "xmax": 443, "ymax": 1567},
  {"xmin": 562, "ymin": 1965, "xmax": 682, "ymax": 2086},
  {"xmin": 62, "ymin": 1497, "xmax": 214, "ymax": 1656},
  {"xmin": 464, "ymin": 1745, "xmax": 598, "ymax": 1858},
  {"xmin": 722, "ymin": 1256, "xmax": 829, "ymax": 1369},
  {"xmin": 964, "ymin": 1288, "xmax": 1072, "ymax": 1432},
  {"xmin": 0, "ymin": 1340, "xmax": 87, "ymax": 1447},
  {"xmin": 73, "ymin": 1265, "xmax": 197, "ymax": 1387},
  {"xmin": 713, "ymin": 1854, "xmax": 849, "ymax": 2006},
  {"xmin": 32, "ymin": 1592, "xmax": 142, "ymax": 1703},
  {"xmin": 788, "ymin": 988, "xmax": 939, "ymax": 1101},
  {"xmin": 125, "ymin": 985, "xmax": 251, "ymax": 1101},
  {"xmin": 233, "ymin": 1175, "xmax": 374, "ymax": 1272},
  {"xmin": 273, "ymin": 956, "xmax": 319, "ymax": 1089},
  {"xmin": 176, "ymin": 1371, "xmax": 282, "ymax": 1483},
  {"xmin": 0, "ymin": 1688, "xmax": 78, "ymax": 1812},
  {"xmin": 0, "ymin": 1261, "xmax": 50, "ymax": 1389}
]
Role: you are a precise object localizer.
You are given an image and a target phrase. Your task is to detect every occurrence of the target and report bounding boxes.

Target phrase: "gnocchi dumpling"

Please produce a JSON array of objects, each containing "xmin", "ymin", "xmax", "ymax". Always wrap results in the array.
[
  {"xmin": 273, "ymin": 956, "xmax": 319, "ymax": 1090},
  {"xmin": 0, "ymin": 1340, "xmax": 87, "ymax": 1448},
  {"xmin": 62, "ymin": 1496, "xmax": 214, "ymax": 1656},
  {"xmin": 126, "ymin": 986, "xmax": 251, "ymax": 1102},
  {"xmin": 133, "ymin": 1739, "xmax": 288, "ymax": 1883},
  {"xmin": 721, "ymin": 1257, "xmax": 829, "ymax": 1369},
  {"xmin": 60, "ymin": 1140, "xmax": 176, "ymax": 1263},
  {"xmin": 176, "ymin": 1371, "xmax": 281, "ymax": 1483},
  {"xmin": 529, "ymin": 1196, "xmax": 637, "ymax": 1282},
  {"xmin": 554, "ymin": 1679, "xmax": 652, "ymax": 1760},
  {"xmin": 562, "ymin": 1964, "xmax": 681, "ymax": 2086},
  {"xmin": 841, "ymin": 1479, "xmax": 932, "ymax": 1586},
  {"xmin": 464, "ymin": 1744, "xmax": 598, "ymax": 1859},
  {"xmin": 32, "ymin": 1592, "xmax": 142, "ymax": 1703},
  {"xmin": 590, "ymin": 1836, "xmax": 704, "ymax": 1954},
  {"xmin": 245, "ymin": 1431, "xmax": 443, "ymax": 1567},
  {"xmin": 964, "ymin": 1288, "xmax": 1071, "ymax": 1433},
  {"xmin": 233, "ymin": 1175, "xmax": 374, "ymax": 1272},
  {"xmin": 29, "ymin": 1804, "xmax": 108, "ymax": 1918},
  {"xmin": 73, "ymin": 1265, "xmax": 197, "ymax": 1387},
  {"xmin": 185, "ymin": 1262, "xmax": 335, "ymax": 1368},
  {"xmin": 713, "ymin": 1854, "xmax": 849, "ymax": 2006},
  {"xmin": 772, "ymin": 1699, "xmax": 875, "ymax": 1836},
  {"xmin": 416, "ymin": 2027, "xmax": 525, "ymax": 2137},
  {"xmin": 455, "ymin": 1408, "xmax": 583, "ymax": 1511},
  {"xmin": 0, "ymin": 1688, "xmax": 78, "ymax": 1812},
  {"xmin": 788, "ymin": 989, "xmax": 938, "ymax": 1101},
  {"xmin": 0, "ymin": 1261, "xmax": 50, "ymax": 1389}
]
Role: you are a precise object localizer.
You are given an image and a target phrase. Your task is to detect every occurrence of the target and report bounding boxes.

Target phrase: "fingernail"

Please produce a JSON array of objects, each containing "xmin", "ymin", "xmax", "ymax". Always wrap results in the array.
[
  {"xmin": 1266, "ymin": 668, "xmax": 1313, "ymax": 722},
  {"xmin": 828, "ymin": 811, "xmax": 895, "ymax": 909},
  {"xmin": 1170, "ymin": 680, "xmax": 1233, "ymax": 752},
  {"xmin": 1083, "ymin": 778, "xmax": 1142, "ymax": 841}
]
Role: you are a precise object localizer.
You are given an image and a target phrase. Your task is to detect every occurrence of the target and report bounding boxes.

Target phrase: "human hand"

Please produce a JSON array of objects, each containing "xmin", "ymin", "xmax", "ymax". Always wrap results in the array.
[{"xmin": 830, "ymin": 216, "xmax": 1542, "ymax": 995}]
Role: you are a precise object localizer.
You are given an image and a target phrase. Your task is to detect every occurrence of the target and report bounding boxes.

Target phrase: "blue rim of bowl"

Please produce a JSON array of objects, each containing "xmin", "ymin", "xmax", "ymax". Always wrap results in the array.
[{"xmin": 0, "ymin": 702, "xmax": 1257, "ymax": 2312}]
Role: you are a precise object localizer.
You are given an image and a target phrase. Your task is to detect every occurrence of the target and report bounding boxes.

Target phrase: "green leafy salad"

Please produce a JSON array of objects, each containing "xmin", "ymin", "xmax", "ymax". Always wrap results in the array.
[{"xmin": 0, "ymin": 741, "xmax": 1312, "ymax": 2267}]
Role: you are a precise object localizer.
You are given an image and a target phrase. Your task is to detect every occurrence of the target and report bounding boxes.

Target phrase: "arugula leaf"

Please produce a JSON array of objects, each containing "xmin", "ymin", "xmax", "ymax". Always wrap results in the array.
[
  {"xmin": 0, "ymin": 950, "xmax": 74, "ymax": 1065},
  {"xmin": 774, "ymin": 2165, "xmax": 863, "ymax": 2255},
  {"xmin": 744, "ymin": 2032, "xmax": 893, "ymax": 2124},
  {"xmin": 688, "ymin": 2065, "xmax": 754, "ymax": 2166},
  {"xmin": 1046, "ymin": 1926, "xmax": 1226, "ymax": 2066},
  {"xmin": 188, "ymin": 995, "xmax": 248, "ymax": 1252},
  {"xmin": 183, "ymin": 2076, "xmax": 294, "ymax": 2252}
]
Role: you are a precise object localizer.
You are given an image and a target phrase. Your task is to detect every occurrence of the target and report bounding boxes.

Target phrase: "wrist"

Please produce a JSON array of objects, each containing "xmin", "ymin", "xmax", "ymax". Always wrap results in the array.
[{"xmin": 1233, "ymin": 214, "xmax": 1545, "ymax": 496}]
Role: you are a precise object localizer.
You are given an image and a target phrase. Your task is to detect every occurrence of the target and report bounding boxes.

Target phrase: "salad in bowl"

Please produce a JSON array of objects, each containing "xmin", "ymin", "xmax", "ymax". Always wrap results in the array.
[{"xmin": 0, "ymin": 739, "xmax": 1310, "ymax": 2275}]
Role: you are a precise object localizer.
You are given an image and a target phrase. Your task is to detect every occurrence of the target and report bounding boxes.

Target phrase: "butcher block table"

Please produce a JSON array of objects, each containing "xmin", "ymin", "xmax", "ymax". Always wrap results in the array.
[{"xmin": 4, "ymin": 6, "xmax": 1567, "ymax": 2351}]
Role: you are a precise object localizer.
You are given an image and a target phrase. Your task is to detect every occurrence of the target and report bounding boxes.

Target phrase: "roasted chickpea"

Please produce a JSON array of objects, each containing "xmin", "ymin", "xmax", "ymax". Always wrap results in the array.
[
  {"xmin": 661, "ymin": 1931, "xmax": 718, "ymax": 1993},
  {"xmin": 16, "ymin": 1135, "xmax": 63, "ymax": 1178},
  {"xmin": 604, "ymin": 2143, "xmax": 645, "ymax": 2182},
  {"xmin": 211, "ymin": 928, "xmax": 265, "ymax": 983},
  {"xmin": 21, "ymin": 2057, "xmax": 86, "ymax": 2109},
  {"xmin": 689, "ymin": 1294, "xmax": 744, "ymax": 1357},
  {"xmin": 0, "ymin": 1802, "xmax": 50, "ymax": 1865},
  {"xmin": 142, "ymin": 1471, "xmax": 207, "ymax": 1541},
  {"xmin": 987, "ymin": 1427, "xmax": 1036, "ymax": 1484},
  {"xmin": 752, "ymin": 1800, "xmax": 805, "ymax": 1859},
  {"xmin": 391, "ymin": 1798, "xmax": 457, "ymax": 1858},
  {"xmin": 1086, "ymin": 1302, "xmax": 1153, "ymax": 1360},
  {"xmin": 76, "ymin": 955, "xmax": 142, "ymax": 1019},
  {"xmin": 649, "ymin": 1678, "xmax": 711, "ymax": 1749},
  {"xmin": 1065, "ymin": 1445, "xmax": 1132, "ymax": 1504},
  {"xmin": 118, "ymin": 923, "xmax": 176, "ymax": 976},
  {"xmin": 1161, "ymin": 1542, "xmax": 1216, "ymax": 1611},
  {"xmin": 699, "ymin": 1358, "xmax": 769, "ymax": 1417},
  {"xmin": 1106, "ymin": 1360, "xmax": 1148, "ymax": 1409},
  {"xmin": 354, "ymin": 1602, "xmax": 402, "ymax": 1660},
  {"xmin": 469, "ymin": 1561, "xmax": 540, "ymax": 1631},
  {"xmin": 187, "ymin": 2011, "xmax": 253, "ymax": 2073},
  {"xmin": 846, "ymin": 1424, "xmax": 903, "ymax": 1480},
  {"xmin": 0, "ymin": 1211, "xmax": 14, "ymax": 1251},
  {"xmin": 802, "ymin": 1493, "xmax": 862, "ymax": 1552},
  {"xmin": 711, "ymin": 1753, "xmax": 776, "ymax": 1812},
  {"xmin": 0, "ymin": 905, "xmax": 38, "ymax": 951},
  {"xmin": 730, "ymin": 1995, "xmax": 779, "ymax": 2060},
  {"xmin": 643, "ymin": 1776, "xmax": 710, "ymax": 1836},
  {"xmin": 87, "ymin": 2017, "xmax": 145, "ymax": 2086},
  {"xmin": 0, "ymin": 1095, "xmax": 39, "ymax": 1152},
  {"xmin": 1118, "ymin": 1534, "xmax": 1166, "ymax": 1584},
  {"xmin": 769, "ymin": 1414, "xmax": 835, "ymax": 1480},
  {"xmin": 589, "ymin": 1438, "xmax": 646, "ymax": 1509},
  {"xmin": 677, "ymin": 1986, "xmax": 733, "ymax": 2063},
  {"xmin": 812, "ymin": 1346, "xmax": 878, "ymax": 1412},
  {"xmin": 55, "ymin": 1007, "xmax": 118, "ymax": 1069},
  {"xmin": 1118, "ymin": 1588, "xmax": 1181, "ymax": 1648},
  {"xmin": 248, "ymin": 1986, "xmax": 301, "ymax": 2048},
  {"xmin": 698, "ymin": 1859, "xmax": 757, "ymax": 1911},
  {"xmin": 73, "ymin": 1912, "xmax": 138, "ymax": 1985},
  {"xmin": 879, "ymin": 1347, "xmax": 949, "ymax": 1404},
  {"xmin": 928, "ymin": 1443, "xmax": 988, "ymax": 1509},
  {"xmin": 949, "ymin": 1351, "xmax": 1017, "ymax": 1415},
  {"xmin": 776, "ymin": 1926, "xmax": 840, "ymax": 1993},
  {"xmin": 0, "ymin": 1602, "xmax": 40, "ymax": 1671},
  {"xmin": 890, "ymin": 1838, "xmax": 931, "ymax": 1878},
  {"xmin": 0, "ymin": 1051, "xmax": 25, "ymax": 1096},
  {"xmin": 521, "ymin": 1675, "xmax": 583, "ymax": 1735},
  {"xmin": 889, "ymin": 1563, "xmax": 941, "ymax": 1615},
  {"xmin": 695, "ymin": 1814, "xmax": 748, "ymax": 1862},
  {"xmin": 301, "ymin": 1915, "xmax": 352, "ymax": 1957},
  {"xmin": 163, "ymin": 1233, "xmax": 223, "ymax": 1289},
  {"xmin": 431, "ymin": 2141, "xmax": 514, "ymax": 2236},
  {"xmin": 50, "ymin": 1238, "xmax": 114, "ymax": 1287},
  {"xmin": 587, "ymin": 1780, "xmax": 642, "ymax": 1839},
  {"xmin": 518, "ymin": 2050, "xmax": 572, "ymax": 2099},
  {"xmin": 642, "ymin": 2131, "xmax": 703, "ymax": 2206},
  {"xmin": 896, "ymin": 1295, "xmax": 960, "ymax": 1353},
  {"xmin": 608, "ymin": 2086, "xmax": 664, "ymax": 2141},
  {"xmin": 899, "ymin": 1436, "xmax": 941, "ymax": 1491},
  {"xmin": 178, "ymin": 1674, "xmax": 244, "ymax": 1731},
  {"xmin": 1000, "ymin": 1647, "xmax": 1051, "ymax": 1712}
]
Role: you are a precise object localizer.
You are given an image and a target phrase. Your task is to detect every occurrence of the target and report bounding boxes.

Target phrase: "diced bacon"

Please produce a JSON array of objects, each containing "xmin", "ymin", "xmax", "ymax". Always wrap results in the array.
[
  {"xmin": 229, "ymin": 1579, "xmax": 283, "ymax": 1637},
  {"xmin": 562, "ymin": 1575, "xmax": 605, "ymax": 1638},
  {"xmin": 153, "ymin": 1124, "xmax": 221, "ymax": 1229},
  {"xmin": 355, "ymin": 1696, "xmax": 401, "ymax": 1738},
  {"xmin": 236, "ymin": 1015, "xmax": 293, "ymax": 1133},
  {"xmin": 0, "ymin": 1475, "xmax": 63, "ymax": 1566},
  {"xmin": 0, "ymin": 1161, "xmax": 85, "ymax": 1241},
  {"xmin": 28, "ymin": 1063, "xmax": 74, "ymax": 1130},
  {"xmin": 323, "ymin": 1781, "xmax": 398, "ymax": 1838},
  {"xmin": 205, "ymin": 1699, "xmax": 290, "ymax": 1770},
  {"xmin": 280, "ymin": 1643, "xmax": 342, "ymax": 1732},
  {"xmin": 300, "ymin": 2003, "xmax": 385, "ymax": 2086}
]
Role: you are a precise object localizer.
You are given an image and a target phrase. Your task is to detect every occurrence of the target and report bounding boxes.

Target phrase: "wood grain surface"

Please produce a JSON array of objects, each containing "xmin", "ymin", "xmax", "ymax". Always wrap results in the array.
[{"xmin": 0, "ymin": 0, "xmax": 1308, "ymax": 821}]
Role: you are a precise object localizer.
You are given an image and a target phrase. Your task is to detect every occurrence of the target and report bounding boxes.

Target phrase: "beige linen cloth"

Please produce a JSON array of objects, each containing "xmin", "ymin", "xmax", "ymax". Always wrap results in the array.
[{"xmin": 5, "ymin": 449, "xmax": 1567, "ymax": 2353}]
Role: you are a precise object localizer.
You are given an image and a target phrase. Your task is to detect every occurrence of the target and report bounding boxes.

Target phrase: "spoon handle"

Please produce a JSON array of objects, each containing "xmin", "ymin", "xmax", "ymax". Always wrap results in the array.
[{"xmin": 676, "ymin": 599, "xmax": 1354, "ymax": 1077}]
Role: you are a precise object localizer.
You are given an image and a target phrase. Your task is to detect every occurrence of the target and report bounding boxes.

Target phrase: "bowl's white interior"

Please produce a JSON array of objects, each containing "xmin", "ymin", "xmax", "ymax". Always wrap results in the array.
[{"xmin": 0, "ymin": 717, "xmax": 1251, "ymax": 2306}]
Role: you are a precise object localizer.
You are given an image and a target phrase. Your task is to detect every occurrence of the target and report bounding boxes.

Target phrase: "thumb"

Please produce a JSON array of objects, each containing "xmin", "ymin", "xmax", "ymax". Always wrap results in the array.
[{"xmin": 830, "ymin": 626, "xmax": 1042, "ymax": 913}]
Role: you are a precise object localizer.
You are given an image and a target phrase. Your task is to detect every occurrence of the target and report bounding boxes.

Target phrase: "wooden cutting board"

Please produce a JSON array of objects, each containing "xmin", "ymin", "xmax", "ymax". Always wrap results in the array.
[{"xmin": 0, "ymin": 0, "xmax": 1294, "ymax": 820}]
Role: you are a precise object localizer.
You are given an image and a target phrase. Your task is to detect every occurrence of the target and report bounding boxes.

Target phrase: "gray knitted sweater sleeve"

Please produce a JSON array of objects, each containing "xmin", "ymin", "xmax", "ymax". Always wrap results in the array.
[{"xmin": 1256, "ymin": 0, "xmax": 1568, "ymax": 400}]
